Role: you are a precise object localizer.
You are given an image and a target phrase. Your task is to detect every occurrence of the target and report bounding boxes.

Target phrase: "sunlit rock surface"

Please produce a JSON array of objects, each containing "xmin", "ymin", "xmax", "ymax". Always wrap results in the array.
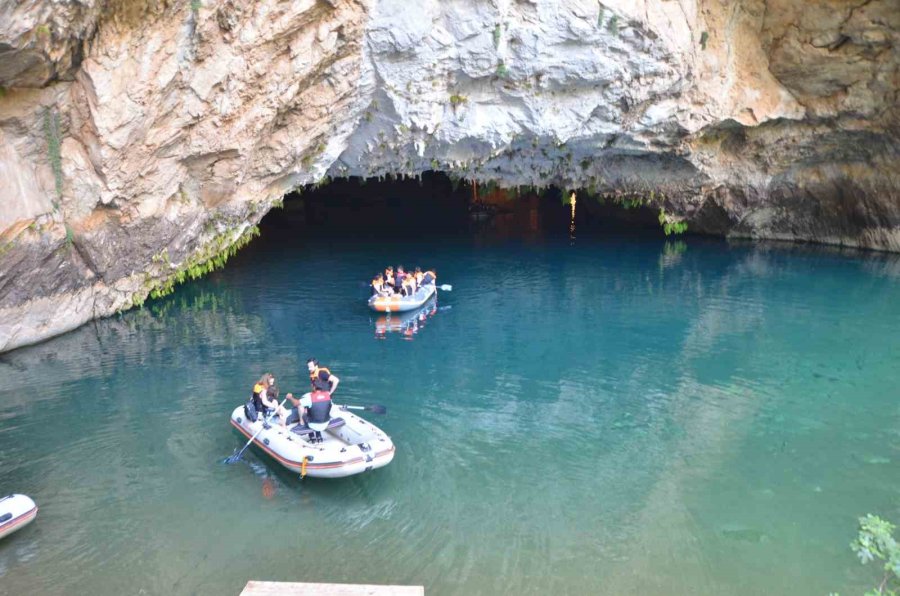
[{"xmin": 0, "ymin": 0, "xmax": 898, "ymax": 351}]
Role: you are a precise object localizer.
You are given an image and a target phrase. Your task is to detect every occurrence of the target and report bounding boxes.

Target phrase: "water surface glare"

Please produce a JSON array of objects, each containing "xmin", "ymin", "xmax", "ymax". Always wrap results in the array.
[{"xmin": 1, "ymin": 232, "xmax": 899, "ymax": 595}]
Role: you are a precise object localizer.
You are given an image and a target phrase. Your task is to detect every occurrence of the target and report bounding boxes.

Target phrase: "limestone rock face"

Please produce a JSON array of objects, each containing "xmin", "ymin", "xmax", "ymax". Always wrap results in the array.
[
  {"xmin": 0, "ymin": 0, "xmax": 898, "ymax": 352},
  {"xmin": 0, "ymin": 0, "xmax": 102, "ymax": 88},
  {"xmin": 0, "ymin": 0, "xmax": 368, "ymax": 352}
]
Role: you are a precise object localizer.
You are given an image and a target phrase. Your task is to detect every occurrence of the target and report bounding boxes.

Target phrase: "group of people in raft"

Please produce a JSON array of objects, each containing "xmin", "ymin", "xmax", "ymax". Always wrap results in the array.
[
  {"xmin": 246, "ymin": 358, "xmax": 339, "ymax": 443},
  {"xmin": 370, "ymin": 266, "xmax": 436, "ymax": 298}
]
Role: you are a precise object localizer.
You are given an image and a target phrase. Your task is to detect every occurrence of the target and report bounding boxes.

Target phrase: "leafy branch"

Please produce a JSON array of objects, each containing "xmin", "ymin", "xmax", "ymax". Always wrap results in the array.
[
  {"xmin": 658, "ymin": 208, "xmax": 687, "ymax": 235},
  {"xmin": 849, "ymin": 515, "xmax": 900, "ymax": 596}
]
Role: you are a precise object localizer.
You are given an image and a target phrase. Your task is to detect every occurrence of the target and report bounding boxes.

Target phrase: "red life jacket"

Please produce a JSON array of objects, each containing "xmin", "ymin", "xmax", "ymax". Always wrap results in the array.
[{"xmin": 310, "ymin": 390, "xmax": 331, "ymax": 402}]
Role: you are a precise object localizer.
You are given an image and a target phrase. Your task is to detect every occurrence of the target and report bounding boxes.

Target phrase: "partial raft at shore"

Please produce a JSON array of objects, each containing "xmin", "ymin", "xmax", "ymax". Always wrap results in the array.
[{"xmin": 0, "ymin": 494, "xmax": 38, "ymax": 541}]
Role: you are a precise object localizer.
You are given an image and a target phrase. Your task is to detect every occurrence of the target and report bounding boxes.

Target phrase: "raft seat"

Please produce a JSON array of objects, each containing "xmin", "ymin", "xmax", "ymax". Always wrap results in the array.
[{"xmin": 290, "ymin": 417, "xmax": 345, "ymax": 436}]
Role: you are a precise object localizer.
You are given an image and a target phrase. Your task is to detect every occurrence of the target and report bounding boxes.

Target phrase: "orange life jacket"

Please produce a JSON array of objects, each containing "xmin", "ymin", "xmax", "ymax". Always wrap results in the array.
[
  {"xmin": 310, "ymin": 366, "xmax": 332, "ymax": 390},
  {"xmin": 250, "ymin": 383, "xmax": 267, "ymax": 412}
]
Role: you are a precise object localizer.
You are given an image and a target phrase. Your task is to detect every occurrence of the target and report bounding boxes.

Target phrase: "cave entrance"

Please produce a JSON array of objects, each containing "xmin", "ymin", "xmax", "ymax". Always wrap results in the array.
[{"xmin": 259, "ymin": 171, "xmax": 666, "ymax": 241}]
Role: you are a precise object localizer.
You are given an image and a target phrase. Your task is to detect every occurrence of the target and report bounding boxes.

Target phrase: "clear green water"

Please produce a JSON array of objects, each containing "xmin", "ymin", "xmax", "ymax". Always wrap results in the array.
[{"xmin": 1, "ymin": 221, "xmax": 899, "ymax": 595}]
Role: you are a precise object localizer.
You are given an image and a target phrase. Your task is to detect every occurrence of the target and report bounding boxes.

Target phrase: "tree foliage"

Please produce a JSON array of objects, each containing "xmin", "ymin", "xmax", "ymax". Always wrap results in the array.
[{"xmin": 847, "ymin": 515, "xmax": 900, "ymax": 596}]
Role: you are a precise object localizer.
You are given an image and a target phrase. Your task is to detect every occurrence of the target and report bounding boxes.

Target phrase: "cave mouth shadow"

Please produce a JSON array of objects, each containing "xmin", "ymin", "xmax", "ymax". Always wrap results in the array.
[{"xmin": 260, "ymin": 171, "xmax": 668, "ymax": 242}]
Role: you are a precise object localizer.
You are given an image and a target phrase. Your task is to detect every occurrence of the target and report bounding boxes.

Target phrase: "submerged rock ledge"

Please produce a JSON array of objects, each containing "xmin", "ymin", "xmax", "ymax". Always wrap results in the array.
[{"xmin": 0, "ymin": 0, "xmax": 898, "ymax": 352}]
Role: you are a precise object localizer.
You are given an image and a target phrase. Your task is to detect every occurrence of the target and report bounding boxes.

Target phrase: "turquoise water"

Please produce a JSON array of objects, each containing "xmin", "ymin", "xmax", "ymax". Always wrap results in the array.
[{"xmin": 0, "ymin": 213, "xmax": 899, "ymax": 594}]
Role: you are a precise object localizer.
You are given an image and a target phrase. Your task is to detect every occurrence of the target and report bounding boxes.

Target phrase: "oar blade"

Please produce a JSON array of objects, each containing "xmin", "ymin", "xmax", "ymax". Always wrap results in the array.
[
  {"xmin": 439, "ymin": 284, "xmax": 452, "ymax": 291},
  {"xmin": 224, "ymin": 398, "xmax": 287, "ymax": 466}
]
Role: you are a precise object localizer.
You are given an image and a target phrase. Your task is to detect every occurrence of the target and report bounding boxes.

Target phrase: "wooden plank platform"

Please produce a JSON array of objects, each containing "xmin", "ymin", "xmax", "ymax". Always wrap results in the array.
[{"xmin": 241, "ymin": 581, "xmax": 424, "ymax": 596}]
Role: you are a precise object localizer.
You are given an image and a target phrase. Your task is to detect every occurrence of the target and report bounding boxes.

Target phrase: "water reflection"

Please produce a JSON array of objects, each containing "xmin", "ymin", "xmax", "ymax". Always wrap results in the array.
[
  {"xmin": 659, "ymin": 240, "xmax": 687, "ymax": 269},
  {"xmin": 569, "ymin": 191, "xmax": 577, "ymax": 244},
  {"xmin": 371, "ymin": 296, "xmax": 444, "ymax": 340}
]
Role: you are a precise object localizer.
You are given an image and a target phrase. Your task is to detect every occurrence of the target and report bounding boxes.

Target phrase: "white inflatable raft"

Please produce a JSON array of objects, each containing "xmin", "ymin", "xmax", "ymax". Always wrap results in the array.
[
  {"xmin": 368, "ymin": 282, "xmax": 436, "ymax": 313},
  {"xmin": 0, "ymin": 494, "xmax": 38, "ymax": 541},
  {"xmin": 229, "ymin": 405, "xmax": 395, "ymax": 478}
]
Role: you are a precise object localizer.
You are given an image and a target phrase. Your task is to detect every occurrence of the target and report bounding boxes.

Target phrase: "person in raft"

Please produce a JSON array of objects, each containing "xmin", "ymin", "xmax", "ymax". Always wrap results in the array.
[
  {"xmin": 371, "ymin": 273, "xmax": 393, "ymax": 297},
  {"xmin": 377, "ymin": 266, "xmax": 434, "ymax": 294},
  {"xmin": 395, "ymin": 265, "xmax": 408, "ymax": 291},
  {"xmin": 401, "ymin": 270, "xmax": 417, "ymax": 297},
  {"xmin": 284, "ymin": 389, "xmax": 333, "ymax": 444},
  {"xmin": 282, "ymin": 358, "xmax": 340, "ymax": 443},
  {"xmin": 307, "ymin": 358, "xmax": 340, "ymax": 394},
  {"xmin": 250, "ymin": 373, "xmax": 288, "ymax": 426}
]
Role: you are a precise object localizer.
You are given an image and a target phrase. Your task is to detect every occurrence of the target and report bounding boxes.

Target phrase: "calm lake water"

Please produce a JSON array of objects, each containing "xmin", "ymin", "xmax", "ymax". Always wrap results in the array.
[{"xmin": 1, "ymin": 197, "xmax": 899, "ymax": 595}]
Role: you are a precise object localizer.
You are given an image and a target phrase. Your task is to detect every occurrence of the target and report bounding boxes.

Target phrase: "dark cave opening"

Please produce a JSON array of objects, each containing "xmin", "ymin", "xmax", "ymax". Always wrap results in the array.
[{"xmin": 260, "ymin": 171, "xmax": 668, "ymax": 241}]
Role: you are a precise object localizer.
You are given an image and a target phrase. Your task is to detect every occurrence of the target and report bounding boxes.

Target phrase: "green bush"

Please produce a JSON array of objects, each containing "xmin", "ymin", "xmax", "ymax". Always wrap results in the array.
[{"xmin": 849, "ymin": 514, "xmax": 900, "ymax": 596}]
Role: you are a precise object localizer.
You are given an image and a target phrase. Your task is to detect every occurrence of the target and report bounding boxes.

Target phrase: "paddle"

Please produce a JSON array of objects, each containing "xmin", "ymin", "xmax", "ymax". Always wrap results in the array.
[
  {"xmin": 438, "ymin": 284, "xmax": 452, "ymax": 291},
  {"xmin": 339, "ymin": 403, "xmax": 387, "ymax": 415},
  {"xmin": 224, "ymin": 398, "xmax": 287, "ymax": 464}
]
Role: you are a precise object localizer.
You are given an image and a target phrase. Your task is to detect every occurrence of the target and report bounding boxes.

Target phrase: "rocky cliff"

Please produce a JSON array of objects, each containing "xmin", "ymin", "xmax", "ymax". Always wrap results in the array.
[{"xmin": 0, "ymin": 0, "xmax": 898, "ymax": 352}]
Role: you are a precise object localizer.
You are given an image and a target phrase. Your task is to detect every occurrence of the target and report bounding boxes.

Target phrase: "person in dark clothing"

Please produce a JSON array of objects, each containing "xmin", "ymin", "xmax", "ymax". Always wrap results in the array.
[
  {"xmin": 395, "ymin": 265, "xmax": 407, "ymax": 292},
  {"xmin": 284, "ymin": 389, "xmax": 333, "ymax": 444},
  {"xmin": 307, "ymin": 358, "xmax": 340, "ymax": 394}
]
